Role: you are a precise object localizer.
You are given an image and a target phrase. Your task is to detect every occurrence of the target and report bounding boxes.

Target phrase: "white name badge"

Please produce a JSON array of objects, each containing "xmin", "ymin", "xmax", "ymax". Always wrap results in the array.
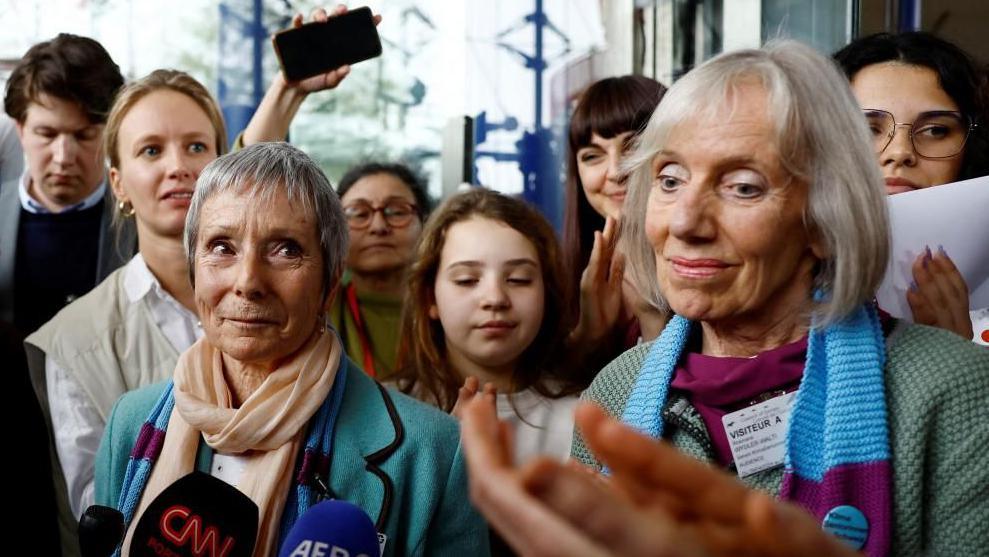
[{"xmin": 721, "ymin": 391, "xmax": 796, "ymax": 477}]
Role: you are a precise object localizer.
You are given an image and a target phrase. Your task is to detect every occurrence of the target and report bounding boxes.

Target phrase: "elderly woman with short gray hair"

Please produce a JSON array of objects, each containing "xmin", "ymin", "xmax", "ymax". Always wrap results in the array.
[
  {"xmin": 95, "ymin": 142, "xmax": 489, "ymax": 556},
  {"xmin": 573, "ymin": 40, "xmax": 988, "ymax": 556}
]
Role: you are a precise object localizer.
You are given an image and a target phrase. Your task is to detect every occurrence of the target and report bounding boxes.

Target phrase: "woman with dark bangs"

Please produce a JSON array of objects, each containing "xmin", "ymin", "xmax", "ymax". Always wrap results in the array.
[{"xmin": 563, "ymin": 76, "xmax": 669, "ymax": 380}]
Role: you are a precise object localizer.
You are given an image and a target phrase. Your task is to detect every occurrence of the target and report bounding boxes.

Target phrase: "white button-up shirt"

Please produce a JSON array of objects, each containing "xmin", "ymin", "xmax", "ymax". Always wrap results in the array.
[
  {"xmin": 972, "ymin": 308, "xmax": 988, "ymax": 346},
  {"xmin": 46, "ymin": 254, "xmax": 202, "ymax": 517},
  {"xmin": 18, "ymin": 168, "xmax": 106, "ymax": 214}
]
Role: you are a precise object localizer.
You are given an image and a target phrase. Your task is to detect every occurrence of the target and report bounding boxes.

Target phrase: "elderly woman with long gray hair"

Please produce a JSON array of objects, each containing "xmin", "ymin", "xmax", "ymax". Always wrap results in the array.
[
  {"xmin": 460, "ymin": 39, "xmax": 988, "ymax": 557},
  {"xmin": 95, "ymin": 142, "xmax": 489, "ymax": 556}
]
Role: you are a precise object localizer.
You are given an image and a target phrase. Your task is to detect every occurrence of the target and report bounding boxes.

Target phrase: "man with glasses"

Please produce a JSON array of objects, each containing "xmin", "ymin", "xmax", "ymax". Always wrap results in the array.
[{"xmin": 331, "ymin": 162, "xmax": 431, "ymax": 379}]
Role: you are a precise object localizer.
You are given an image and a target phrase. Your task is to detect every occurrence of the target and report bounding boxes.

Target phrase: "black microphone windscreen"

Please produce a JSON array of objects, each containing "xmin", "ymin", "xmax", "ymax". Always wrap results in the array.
[
  {"xmin": 79, "ymin": 505, "xmax": 125, "ymax": 557},
  {"xmin": 129, "ymin": 471, "xmax": 259, "ymax": 557}
]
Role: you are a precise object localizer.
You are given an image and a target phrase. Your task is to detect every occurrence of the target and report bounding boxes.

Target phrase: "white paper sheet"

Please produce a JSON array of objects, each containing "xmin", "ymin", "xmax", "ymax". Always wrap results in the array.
[
  {"xmin": 875, "ymin": 176, "xmax": 989, "ymax": 323},
  {"xmin": 972, "ymin": 308, "xmax": 989, "ymax": 346}
]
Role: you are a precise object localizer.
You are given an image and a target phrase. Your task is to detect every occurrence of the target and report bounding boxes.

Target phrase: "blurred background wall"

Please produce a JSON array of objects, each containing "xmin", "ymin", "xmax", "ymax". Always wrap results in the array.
[{"xmin": 2, "ymin": 0, "xmax": 985, "ymax": 226}]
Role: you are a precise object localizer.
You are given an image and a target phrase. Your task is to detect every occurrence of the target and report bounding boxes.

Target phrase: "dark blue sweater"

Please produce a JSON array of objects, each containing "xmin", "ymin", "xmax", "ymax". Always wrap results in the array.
[{"xmin": 14, "ymin": 200, "xmax": 103, "ymax": 335}]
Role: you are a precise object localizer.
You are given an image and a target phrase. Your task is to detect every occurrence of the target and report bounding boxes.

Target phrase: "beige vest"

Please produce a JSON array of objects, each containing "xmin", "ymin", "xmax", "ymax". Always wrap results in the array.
[
  {"xmin": 26, "ymin": 265, "xmax": 179, "ymax": 420},
  {"xmin": 24, "ymin": 265, "xmax": 178, "ymax": 557}
]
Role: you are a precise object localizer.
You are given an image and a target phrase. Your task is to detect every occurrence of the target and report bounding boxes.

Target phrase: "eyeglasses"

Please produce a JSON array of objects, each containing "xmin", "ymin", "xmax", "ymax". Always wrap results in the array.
[
  {"xmin": 343, "ymin": 201, "xmax": 418, "ymax": 229},
  {"xmin": 863, "ymin": 109, "xmax": 975, "ymax": 159}
]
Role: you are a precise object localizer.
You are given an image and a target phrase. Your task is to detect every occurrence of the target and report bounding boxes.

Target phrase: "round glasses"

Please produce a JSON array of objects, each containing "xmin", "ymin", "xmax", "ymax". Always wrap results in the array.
[
  {"xmin": 863, "ymin": 109, "xmax": 975, "ymax": 159},
  {"xmin": 343, "ymin": 200, "xmax": 418, "ymax": 229}
]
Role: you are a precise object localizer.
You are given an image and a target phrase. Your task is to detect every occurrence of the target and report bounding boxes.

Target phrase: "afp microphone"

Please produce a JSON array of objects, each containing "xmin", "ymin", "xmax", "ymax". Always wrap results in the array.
[
  {"xmin": 129, "ymin": 471, "xmax": 259, "ymax": 557},
  {"xmin": 79, "ymin": 505, "xmax": 124, "ymax": 557},
  {"xmin": 279, "ymin": 500, "xmax": 380, "ymax": 557}
]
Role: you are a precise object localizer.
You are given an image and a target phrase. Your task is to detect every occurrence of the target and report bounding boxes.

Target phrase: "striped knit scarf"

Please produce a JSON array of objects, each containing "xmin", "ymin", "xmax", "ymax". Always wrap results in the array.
[
  {"xmin": 112, "ymin": 356, "xmax": 350, "ymax": 556},
  {"xmin": 620, "ymin": 303, "xmax": 892, "ymax": 556}
]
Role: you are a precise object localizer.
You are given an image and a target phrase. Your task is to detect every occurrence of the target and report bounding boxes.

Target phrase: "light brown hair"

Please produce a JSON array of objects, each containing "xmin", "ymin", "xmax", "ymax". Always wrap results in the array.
[
  {"xmin": 103, "ymin": 69, "xmax": 227, "ymax": 169},
  {"xmin": 395, "ymin": 188, "xmax": 579, "ymax": 412}
]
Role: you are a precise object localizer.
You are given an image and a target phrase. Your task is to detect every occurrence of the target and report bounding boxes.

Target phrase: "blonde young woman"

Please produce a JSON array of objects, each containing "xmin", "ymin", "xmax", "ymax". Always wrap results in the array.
[{"xmin": 25, "ymin": 71, "xmax": 226, "ymax": 545}]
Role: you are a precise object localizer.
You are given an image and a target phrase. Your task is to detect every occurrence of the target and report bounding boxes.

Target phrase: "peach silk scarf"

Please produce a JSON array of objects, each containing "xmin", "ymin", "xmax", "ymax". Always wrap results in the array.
[{"xmin": 121, "ymin": 330, "xmax": 341, "ymax": 557}]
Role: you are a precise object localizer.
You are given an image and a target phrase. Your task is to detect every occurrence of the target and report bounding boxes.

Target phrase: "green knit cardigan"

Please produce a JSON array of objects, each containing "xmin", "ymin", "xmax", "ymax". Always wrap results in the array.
[{"xmin": 573, "ymin": 321, "xmax": 989, "ymax": 556}]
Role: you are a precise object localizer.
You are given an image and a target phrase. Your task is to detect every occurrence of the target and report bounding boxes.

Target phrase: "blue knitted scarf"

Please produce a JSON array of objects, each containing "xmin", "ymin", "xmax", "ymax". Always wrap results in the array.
[{"xmin": 620, "ymin": 303, "xmax": 892, "ymax": 556}]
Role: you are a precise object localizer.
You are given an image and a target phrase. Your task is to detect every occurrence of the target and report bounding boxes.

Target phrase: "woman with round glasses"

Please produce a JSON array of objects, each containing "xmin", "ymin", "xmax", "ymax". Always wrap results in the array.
[
  {"xmin": 835, "ymin": 32, "xmax": 989, "ymax": 341},
  {"xmin": 331, "ymin": 162, "xmax": 431, "ymax": 379}
]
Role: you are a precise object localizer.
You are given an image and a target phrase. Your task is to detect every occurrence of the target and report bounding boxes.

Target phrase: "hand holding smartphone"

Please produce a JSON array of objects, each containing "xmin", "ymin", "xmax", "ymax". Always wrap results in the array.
[{"xmin": 273, "ymin": 6, "xmax": 382, "ymax": 82}]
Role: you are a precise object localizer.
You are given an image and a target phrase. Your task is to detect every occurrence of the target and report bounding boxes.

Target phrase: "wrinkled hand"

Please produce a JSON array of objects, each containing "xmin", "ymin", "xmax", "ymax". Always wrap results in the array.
[
  {"xmin": 460, "ymin": 398, "xmax": 860, "ymax": 557},
  {"xmin": 461, "ymin": 394, "xmax": 700, "ymax": 557},
  {"xmin": 450, "ymin": 376, "xmax": 497, "ymax": 420},
  {"xmin": 570, "ymin": 216, "xmax": 625, "ymax": 349},
  {"xmin": 279, "ymin": 5, "xmax": 383, "ymax": 93},
  {"xmin": 907, "ymin": 245, "xmax": 973, "ymax": 339},
  {"xmin": 577, "ymin": 404, "xmax": 859, "ymax": 557}
]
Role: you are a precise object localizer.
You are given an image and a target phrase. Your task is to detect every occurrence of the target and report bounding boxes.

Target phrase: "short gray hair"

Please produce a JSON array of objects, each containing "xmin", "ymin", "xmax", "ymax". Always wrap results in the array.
[
  {"xmin": 621, "ymin": 40, "xmax": 889, "ymax": 327},
  {"xmin": 184, "ymin": 142, "xmax": 349, "ymax": 296}
]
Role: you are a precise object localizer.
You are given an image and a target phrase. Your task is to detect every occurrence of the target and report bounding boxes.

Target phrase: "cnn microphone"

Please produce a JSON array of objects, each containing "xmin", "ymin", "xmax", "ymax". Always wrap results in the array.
[
  {"xmin": 279, "ymin": 500, "xmax": 380, "ymax": 557},
  {"xmin": 79, "ymin": 505, "xmax": 124, "ymax": 557},
  {"xmin": 129, "ymin": 471, "xmax": 259, "ymax": 557}
]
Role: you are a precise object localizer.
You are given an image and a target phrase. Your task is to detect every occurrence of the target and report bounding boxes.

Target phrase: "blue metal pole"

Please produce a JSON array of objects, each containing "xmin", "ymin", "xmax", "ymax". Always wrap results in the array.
[
  {"xmin": 898, "ymin": 0, "xmax": 921, "ymax": 31},
  {"xmin": 482, "ymin": 0, "xmax": 564, "ymax": 228},
  {"xmin": 534, "ymin": 0, "xmax": 543, "ymax": 130},
  {"xmin": 253, "ymin": 0, "xmax": 264, "ymax": 107}
]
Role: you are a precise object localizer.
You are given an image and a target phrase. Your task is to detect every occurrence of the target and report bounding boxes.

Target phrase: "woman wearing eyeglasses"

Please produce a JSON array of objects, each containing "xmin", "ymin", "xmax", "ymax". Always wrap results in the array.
[
  {"xmin": 835, "ymin": 32, "xmax": 989, "ymax": 341},
  {"xmin": 332, "ymin": 162, "xmax": 431, "ymax": 379}
]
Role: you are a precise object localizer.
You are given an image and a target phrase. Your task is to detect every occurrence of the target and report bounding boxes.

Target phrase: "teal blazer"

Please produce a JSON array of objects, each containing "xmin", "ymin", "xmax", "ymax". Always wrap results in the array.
[{"xmin": 95, "ymin": 359, "xmax": 490, "ymax": 556}]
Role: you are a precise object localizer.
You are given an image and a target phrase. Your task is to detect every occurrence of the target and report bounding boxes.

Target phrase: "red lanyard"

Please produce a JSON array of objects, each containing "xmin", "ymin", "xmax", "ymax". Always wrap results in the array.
[{"xmin": 345, "ymin": 284, "xmax": 377, "ymax": 378}]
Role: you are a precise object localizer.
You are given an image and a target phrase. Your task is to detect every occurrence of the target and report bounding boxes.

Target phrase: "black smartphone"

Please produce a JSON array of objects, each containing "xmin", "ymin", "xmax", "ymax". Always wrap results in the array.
[{"xmin": 273, "ymin": 7, "xmax": 382, "ymax": 82}]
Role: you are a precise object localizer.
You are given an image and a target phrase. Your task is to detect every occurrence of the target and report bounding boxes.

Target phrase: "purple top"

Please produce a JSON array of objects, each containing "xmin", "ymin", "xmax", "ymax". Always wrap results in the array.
[{"xmin": 669, "ymin": 336, "xmax": 808, "ymax": 467}]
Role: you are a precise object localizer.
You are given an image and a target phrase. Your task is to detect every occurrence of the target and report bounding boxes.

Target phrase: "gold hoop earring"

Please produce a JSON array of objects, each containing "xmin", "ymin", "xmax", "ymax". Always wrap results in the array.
[{"xmin": 117, "ymin": 200, "xmax": 135, "ymax": 218}]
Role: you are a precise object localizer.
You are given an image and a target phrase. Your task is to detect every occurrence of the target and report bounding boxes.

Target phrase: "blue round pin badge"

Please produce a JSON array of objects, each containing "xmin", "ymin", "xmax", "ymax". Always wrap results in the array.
[{"xmin": 822, "ymin": 505, "xmax": 869, "ymax": 550}]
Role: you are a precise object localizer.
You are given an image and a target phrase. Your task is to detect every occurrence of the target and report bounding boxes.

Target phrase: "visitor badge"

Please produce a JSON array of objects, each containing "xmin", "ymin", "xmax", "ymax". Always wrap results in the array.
[{"xmin": 721, "ymin": 391, "xmax": 796, "ymax": 477}]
